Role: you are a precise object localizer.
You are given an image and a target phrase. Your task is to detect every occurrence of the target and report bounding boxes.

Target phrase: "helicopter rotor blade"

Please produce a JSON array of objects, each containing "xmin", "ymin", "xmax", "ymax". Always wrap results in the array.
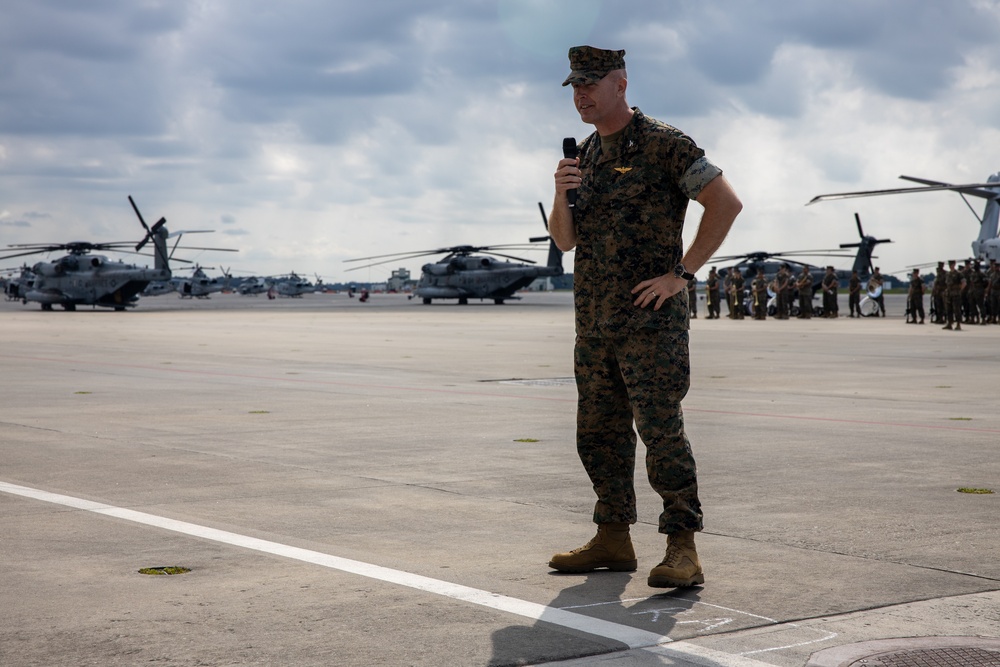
[
  {"xmin": 172, "ymin": 246, "xmax": 240, "ymax": 252},
  {"xmin": 476, "ymin": 250, "xmax": 537, "ymax": 264},
  {"xmin": 344, "ymin": 248, "xmax": 455, "ymax": 263}
]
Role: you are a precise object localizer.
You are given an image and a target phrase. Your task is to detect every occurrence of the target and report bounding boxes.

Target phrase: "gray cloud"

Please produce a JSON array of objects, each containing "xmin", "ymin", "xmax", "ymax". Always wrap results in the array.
[{"xmin": 1, "ymin": 0, "xmax": 998, "ymax": 277}]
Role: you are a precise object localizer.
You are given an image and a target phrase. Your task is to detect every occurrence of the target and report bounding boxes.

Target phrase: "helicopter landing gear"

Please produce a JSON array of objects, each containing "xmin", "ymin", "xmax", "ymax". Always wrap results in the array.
[
  {"xmin": 422, "ymin": 297, "xmax": 432, "ymax": 305},
  {"xmin": 62, "ymin": 303, "xmax": 76, "ymax": 311},
  {"xmin": 41, "ymin": 303, "xmax": 53, "ymax": 311},
  {"xmin": 458, "ymin": 297, "xmax": 468, "ymax": 305},
  {"xmin": 494, "ymin": 298, "xmax": 505, "ymax": 305}
]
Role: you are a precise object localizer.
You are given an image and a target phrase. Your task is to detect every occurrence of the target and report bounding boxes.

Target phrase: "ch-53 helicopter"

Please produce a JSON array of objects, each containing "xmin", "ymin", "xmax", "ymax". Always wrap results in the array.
[
  {"xmin": 808, "ymin": 172, "xmax": 1000, "ymax": 263},
  {"xmin": 344, "ymin": 203, "xmax": 564, "ymax": 304},
  {"xmin": 0, "ymin": 197, "xmax": 235, "ymax": 311},
  {"xmin": 710, "ymin": 213, "xmax": 892, "ymax": 316}
]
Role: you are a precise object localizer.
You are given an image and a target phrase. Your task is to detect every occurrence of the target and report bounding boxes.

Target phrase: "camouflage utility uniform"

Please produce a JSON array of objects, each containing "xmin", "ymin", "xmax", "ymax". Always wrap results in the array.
[
  {"xmin": 987, "ymin": 262, "xmax": 1000, "ymax": 324},
  {"xmin": 848, "ymin": 273, "xmax": 861, "ymax": 317},
  {"xmin": 730, "ymin": 269, "xmax": 745, "ymax": 319},
  {"xmin": 572, "ymin": 108, "xmax": 720, "ymax": 535},
  {"xmin": 931, "ymin": 264, "xmax": 946, "ymax": 323},
  {"xmin": 705, "ymin": 270, "xmax": 720, "ymax": 319},
  {"xmin": 944, "ymin": 264, "xmax": 965, "ymax": 330},
  {"xmin": 796, "ymin": 268, "xmax": 813, "ymax": 318},
  {"xmin": 907, "ymin": 273, "xmax": 925, "ymax": 323},
  {"xmin": 687, "ymin": 278, "xmax": 698, "ymax": 318},
  {"xmin": 752, "ymin": 273, "xmax": 768, "ymax": 319}
]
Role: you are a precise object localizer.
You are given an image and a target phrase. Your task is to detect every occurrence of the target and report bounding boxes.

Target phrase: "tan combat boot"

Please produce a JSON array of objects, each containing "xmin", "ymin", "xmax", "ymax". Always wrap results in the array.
[
  {"xmin": 548, "ymin": 523, "xmax": 637, "ymax": 573},
  {"xmin": 647, "ymin": 530, "xmax": 704, "ymax": 588}
]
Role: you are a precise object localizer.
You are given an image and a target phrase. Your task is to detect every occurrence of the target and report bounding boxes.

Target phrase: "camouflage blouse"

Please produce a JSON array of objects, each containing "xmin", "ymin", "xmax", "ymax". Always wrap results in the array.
[{"xmin": 572, "ymin": 108, "xmax": 720, "ymax": 337}]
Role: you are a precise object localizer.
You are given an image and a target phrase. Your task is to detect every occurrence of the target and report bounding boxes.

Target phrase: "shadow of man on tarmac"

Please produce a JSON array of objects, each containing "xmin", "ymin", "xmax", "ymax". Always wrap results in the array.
[{"xmin": 487, "ymin": 571, "xmax": 702, "ymax": 666}]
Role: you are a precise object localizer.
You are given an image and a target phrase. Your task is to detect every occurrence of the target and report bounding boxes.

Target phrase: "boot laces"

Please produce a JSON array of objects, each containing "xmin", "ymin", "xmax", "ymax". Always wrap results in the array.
[
  {"xmin": 662, "ymin": 543, "xmax": 683, "ymax": 567},
  {"xmin": 570, "ymin": 535, "xmax": 601, "ymax": 554}
]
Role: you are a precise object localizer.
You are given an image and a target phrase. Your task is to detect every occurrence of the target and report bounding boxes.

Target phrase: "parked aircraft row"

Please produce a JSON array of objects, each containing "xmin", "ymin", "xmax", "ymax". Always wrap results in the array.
[{"xmin": 2, "ymin": 173, "xmax": 997, "ymax": 311}]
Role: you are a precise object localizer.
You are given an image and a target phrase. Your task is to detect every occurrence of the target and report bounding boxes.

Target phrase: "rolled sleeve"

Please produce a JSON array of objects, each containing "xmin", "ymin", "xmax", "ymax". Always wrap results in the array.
[{"xmin": 678, "ymin": 156, "xmax": 722, "ymax": 200}]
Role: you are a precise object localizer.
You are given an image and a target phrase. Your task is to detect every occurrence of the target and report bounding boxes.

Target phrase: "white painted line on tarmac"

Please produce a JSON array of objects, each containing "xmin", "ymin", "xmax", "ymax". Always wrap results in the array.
[{"xmin": 2, "ymin": 481, "xmax": 680, "ymax": 652}]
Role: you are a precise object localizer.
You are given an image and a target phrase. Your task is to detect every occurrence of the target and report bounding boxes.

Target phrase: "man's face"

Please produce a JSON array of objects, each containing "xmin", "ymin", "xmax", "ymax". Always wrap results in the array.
[{"xmin": 572, "ymin": 73, "xmax": 623, "ymax": 125}]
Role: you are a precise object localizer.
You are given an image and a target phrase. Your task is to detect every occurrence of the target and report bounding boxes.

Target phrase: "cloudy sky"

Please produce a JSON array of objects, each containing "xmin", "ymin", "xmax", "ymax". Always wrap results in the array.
[{"xmin": 2, "ymin": 0, "xmax": 999, "ymax": 282}]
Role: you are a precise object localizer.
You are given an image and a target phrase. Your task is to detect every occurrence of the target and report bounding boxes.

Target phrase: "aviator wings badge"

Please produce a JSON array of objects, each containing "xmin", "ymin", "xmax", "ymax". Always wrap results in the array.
[{"xmin": 613, "ymin": 167, "xmax": 633, "ymax": 174}]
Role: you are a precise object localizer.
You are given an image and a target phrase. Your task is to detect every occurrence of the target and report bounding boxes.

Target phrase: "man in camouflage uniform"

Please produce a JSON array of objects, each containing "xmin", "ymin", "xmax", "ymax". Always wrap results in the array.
[
  {"xmin": 705, "ymin": 267, "xmax": 721, "ymax": 319},
  {"xmin": 548, "ymin": 46, "xmax": 742, "ymax": 588},
  {"xmin": 848, "ymin": 269, "xmax": 862, "ymax": 318},
  {"xmin": 906, "ymin": 268, "xmax": 925, "ymax": 324},
  {"xmin": 869, "ymin": 267, "xmax": 886, "ymax": 317},
  {"xmin": 970, "ymin": 261, "xmax": 986, "ymax": 325},
  {"xmin": 960, "ymin": 261, "xmax": 972, "ymax": 323},
  {"xmin": 821, "ymin": 265, "xmax": 839, "ymax": 318},
  {"xmin": 752, "ymin": 269, "xmax": 768, "ymax": 319},
  {"xmin": 730, "ymin": 267, "xmax": 745, "ymax": 319},
  {"xmin": 931, "ymin": 261, "xmax": 946, "ymax": 323},
  {"xmin": 776, "ymin": 264, "xmax": 791, "ymax": 319},
  {"xmin": 988, "ymin": 260, "xmax": 1000, "ymax": 324},
  {"xmin": 943, "ymin": 259, "xmax": 965, "ymax": 331},
  {"xmin": 796, "ymin": 266, "xmax": 813, "ymax": 318},
  {"xmin": 723, "ymin": 267, "xmax": 734, "ymax": 318}
]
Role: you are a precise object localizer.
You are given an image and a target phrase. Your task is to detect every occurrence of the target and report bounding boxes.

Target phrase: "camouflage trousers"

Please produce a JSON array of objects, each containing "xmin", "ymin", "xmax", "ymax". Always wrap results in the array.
[{"xmin": 574, "ymin": 330, "xmax": 703, "ymax": 535}]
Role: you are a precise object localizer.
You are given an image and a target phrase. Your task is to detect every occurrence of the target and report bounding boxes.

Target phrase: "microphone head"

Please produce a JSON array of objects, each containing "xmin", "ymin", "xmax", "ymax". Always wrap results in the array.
[{"xmin": 562, "ymin": 137, "xmax": 578, "ymax": 158}]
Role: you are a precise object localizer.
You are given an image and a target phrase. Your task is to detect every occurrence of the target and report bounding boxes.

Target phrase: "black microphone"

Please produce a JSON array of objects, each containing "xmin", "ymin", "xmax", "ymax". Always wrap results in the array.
[{"xmin": 562, "ymin": 137, "xmax": 578, "ymax": 207}]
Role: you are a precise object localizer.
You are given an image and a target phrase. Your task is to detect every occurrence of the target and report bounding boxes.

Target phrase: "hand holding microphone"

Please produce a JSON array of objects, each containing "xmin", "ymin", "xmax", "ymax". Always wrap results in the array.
[{"xmin": 558, "ymin": 137, "xmax": 579, "ymax": 208}]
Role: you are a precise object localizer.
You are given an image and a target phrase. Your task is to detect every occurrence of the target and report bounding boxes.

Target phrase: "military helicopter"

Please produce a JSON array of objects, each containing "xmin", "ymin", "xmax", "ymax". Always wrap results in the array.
[
  {"xmin": 0, "ymin": 197, "xmax": 173, "ymax": 310},
  {"xmin": 344, "ymin": 203, "xmax": 564, "ymax": 305},
  {"xmin": 236, "ymin": 276, "xmax": 268, "ymax": 296},
  {"xmin": 2, "ymin": 264, "xmax": 34, "ymax": 302},
  {"xmin": 808, "ymin": 172, "xmax": 1000, "ymax": 262},
  {"xmin": 266, "ymin": 272, "xmax": 315, "ymax": 298},
  {"xmin": 0, "ymin": 197, "xmax": 237, "ymax": 311}
]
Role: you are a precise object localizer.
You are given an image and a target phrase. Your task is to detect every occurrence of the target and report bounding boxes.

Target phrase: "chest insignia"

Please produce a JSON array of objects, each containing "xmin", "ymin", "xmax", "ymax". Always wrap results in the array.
[{"xmin": 613, "ymin": 166, "xmax": 633, "ymax": 174}]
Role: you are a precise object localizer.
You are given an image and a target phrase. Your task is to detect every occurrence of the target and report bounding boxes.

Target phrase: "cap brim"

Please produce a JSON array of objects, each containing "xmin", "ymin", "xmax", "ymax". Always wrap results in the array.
[{"xmin": 562, "ymin": 71, "xmax": 605, "ymax": 86}]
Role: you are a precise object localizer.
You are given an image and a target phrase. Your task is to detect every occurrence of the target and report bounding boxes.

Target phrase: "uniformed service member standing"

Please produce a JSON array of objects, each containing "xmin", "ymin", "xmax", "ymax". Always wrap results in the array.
[
  {"xmin": 931, "ymin": 262, "xmax": 946, "ymax": 323},
  {"xmin": 730, "ymin": 268, "xmax": 745, "ymax": 319},
  {"xmin": 869, "ymin": 267, "xmax": 886, "ymax": 317},
  {"xmin": 548, "ymin": 46, "xmax": 742, "ymax": 588},
  {"xmin": 821, "ymin": 266, "xmax": 839, "ymax": 318},
  {"xmin": 752, "ymin": 269, "xmax": 768, "ymax": 319},
  {"xmin": 848, "ymin": 270, "xmax": 862, "ymax": 318},
  {"xmin": 776, "ymin": 265, "xmax": 791, "ymax": 319},
  {"xmin": 906, "ymin": 268, "xmax": 925, "ymax": 324},
  {"xmin": 705, "ymin": 267, "xmax": 721, "ymax": 319},
  {"xmin": 943, "ymin": 259, "xmax": 965, "ymax": 331},
  {"xmin": 796, "ymin": 266, "xmax": 813, "ymax": 319},
  {"xmin": 988, "ymin": 260, "xmax": 1000, "ymax": 324}
]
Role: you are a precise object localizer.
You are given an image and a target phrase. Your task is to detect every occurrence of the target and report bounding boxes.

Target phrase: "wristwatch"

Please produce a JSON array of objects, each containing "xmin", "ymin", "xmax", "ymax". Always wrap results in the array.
[{"xmin": 673, "ymin": 263, "xmax": 695, "ymax": 281}]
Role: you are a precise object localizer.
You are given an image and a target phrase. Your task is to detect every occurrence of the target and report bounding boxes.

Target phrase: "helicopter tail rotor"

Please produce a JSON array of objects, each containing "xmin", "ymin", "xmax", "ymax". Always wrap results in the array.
[{"xmin": 839, "ymin": 212, "xmax": 892, "ymax": 276}]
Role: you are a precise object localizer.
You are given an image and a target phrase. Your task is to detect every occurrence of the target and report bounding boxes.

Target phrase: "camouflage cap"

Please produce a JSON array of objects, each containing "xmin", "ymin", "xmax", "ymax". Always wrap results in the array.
[{"xmin": 562, "ymin": 45, "xmax": 626, "ymax": 86}]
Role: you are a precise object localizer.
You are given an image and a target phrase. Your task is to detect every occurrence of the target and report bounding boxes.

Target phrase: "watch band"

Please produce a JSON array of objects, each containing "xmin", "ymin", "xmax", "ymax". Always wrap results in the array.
[{"xmin": 674, "ymin": 263, "xmax": 695, "ymax": 281}]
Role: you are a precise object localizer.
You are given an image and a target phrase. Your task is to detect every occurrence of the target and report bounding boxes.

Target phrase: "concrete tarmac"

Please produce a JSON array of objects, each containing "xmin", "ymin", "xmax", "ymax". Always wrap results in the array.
[{"xmin": 1, "ymin": 291, "xmax": 997, "ymax": 667}]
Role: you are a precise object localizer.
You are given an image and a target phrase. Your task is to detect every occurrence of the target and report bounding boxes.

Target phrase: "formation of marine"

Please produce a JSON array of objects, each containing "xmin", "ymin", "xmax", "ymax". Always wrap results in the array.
[
  {"xmin": 695, "ymin": 260, "xmax": 1000, "ymax": 327},
  {"xmin": 928, "ymin": 258, "xmax": 1000, "ymax": 330}
]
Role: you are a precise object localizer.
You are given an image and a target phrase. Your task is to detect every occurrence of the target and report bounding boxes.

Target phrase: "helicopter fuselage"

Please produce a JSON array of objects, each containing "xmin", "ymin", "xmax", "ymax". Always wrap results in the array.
[
  {"xmin": 23, "ymin": 254, "xmax": 170, "ymax": 309},
  {"xmin": 416, "ymin": 255, "xmax": 563, "ymax": 304}
]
